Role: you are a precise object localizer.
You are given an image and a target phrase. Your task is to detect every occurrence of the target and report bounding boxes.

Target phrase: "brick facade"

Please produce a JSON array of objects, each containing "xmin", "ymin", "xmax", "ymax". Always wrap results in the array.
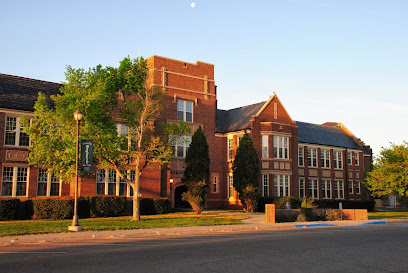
[{"xmin": 0, "ymin": 56, "xmax": 373, "ymax": 209}]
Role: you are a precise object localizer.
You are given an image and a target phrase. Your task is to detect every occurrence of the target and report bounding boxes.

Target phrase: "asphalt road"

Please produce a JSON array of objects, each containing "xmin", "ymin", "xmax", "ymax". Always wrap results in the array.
[{"xmin": 1, "ymin": 223, "xmax": 408, "ymax": 273}]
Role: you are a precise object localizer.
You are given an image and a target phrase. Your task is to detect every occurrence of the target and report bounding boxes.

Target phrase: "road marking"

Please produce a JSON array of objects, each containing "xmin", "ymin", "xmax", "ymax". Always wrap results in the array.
[{"xmin": 0, "ymin": 251, "xmax": 67, "ymax": 254}]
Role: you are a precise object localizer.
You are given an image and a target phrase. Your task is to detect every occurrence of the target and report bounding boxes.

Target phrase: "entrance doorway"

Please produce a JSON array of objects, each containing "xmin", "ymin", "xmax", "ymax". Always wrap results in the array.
[{"xmin": 174, "ymin": 185, "xmax": 190, "ymax": 208}]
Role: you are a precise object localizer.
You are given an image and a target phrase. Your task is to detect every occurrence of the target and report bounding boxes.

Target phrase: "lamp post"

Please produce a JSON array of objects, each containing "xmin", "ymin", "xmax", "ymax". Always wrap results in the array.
[{"xmin": 69, "ymin": 110, "xmax": 83, "ymax": 232}]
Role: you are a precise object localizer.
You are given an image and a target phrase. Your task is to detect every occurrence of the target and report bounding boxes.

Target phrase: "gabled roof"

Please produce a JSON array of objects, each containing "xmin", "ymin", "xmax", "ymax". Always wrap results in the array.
[
  {"xmin": 296, "ymin": 121, "xmax": 365, "ymax": 150},
  {"xmin": 215, "ymin": 101, "xmax": 266, "ymax": 133},
  {"xmin": 0, "ymin": 74, "xmax": 62, "ymax": 112}
]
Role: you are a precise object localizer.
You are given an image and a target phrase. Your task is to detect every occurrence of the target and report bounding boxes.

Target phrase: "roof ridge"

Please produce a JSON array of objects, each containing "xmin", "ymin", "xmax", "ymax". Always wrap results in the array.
[
  {"xmin": 0, "ymin": 73, "xmax": 62, "ymax": 86},
  {"xmin": 222, "ymin": 101, "xmax": 266, "ymax": 112}
]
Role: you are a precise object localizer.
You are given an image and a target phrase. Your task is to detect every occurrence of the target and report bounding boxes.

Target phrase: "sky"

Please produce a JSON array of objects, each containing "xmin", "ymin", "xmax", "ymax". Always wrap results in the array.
[{"xmin": 1, "ymin": 0, "xmax": 407, "ymax": 156}]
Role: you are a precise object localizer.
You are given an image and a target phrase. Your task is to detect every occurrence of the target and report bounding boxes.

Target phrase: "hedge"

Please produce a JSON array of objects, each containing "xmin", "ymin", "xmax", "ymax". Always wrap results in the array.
[
  {"xmin": 0, "ymin": 199, "xmax": 20, "ymax": 220},
  {"xmin": 32, "ymin": 198, "xmax": 73, "ymax": 220},
  {"xmin": 86, "ymin": 196, "xmax": 127, "ymax": 217}
]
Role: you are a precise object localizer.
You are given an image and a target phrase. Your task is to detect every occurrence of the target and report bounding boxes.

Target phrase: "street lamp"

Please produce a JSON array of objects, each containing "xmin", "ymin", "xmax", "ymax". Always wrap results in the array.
[{"xmin": 69, "ymin": 109, "xmax": 83, "ymax": 232}]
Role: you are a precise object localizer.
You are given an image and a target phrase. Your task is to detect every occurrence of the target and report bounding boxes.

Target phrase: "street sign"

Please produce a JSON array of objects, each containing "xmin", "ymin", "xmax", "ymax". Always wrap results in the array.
[{"xmin": 81, "ymin": 139, "xmax": 93, "ymax": 173}]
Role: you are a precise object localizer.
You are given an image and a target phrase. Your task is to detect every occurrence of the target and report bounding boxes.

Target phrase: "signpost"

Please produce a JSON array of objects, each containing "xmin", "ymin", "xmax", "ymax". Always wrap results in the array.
[{"xmin": 81, "ymin": 140, "xmax": 93, "ymax": 173}]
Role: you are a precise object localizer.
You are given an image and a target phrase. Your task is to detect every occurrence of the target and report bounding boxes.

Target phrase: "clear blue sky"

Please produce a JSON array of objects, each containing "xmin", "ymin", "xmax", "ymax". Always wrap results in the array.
[{"xmin": 1, "ymin": 0, "xmax": 407, "ymax": 156}]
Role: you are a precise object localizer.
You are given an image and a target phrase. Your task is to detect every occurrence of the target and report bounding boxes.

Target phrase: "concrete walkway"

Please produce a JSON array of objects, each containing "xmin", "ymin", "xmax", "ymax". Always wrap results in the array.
[{"xmin": 1, "ymin": 213, "xmax": 407, "ymax": 246}]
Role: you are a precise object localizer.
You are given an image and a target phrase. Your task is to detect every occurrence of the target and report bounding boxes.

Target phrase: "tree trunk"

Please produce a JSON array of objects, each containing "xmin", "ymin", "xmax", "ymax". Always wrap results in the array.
[{"xmin": 132, "ymin": 163, "xmax": 142, "ymax": 221}]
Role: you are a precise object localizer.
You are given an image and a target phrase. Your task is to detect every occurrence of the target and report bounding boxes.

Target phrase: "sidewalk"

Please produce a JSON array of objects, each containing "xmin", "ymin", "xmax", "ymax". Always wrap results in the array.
[{"xmin": 1, "ymin": 213, "xmax": 407, "ymax": 246}]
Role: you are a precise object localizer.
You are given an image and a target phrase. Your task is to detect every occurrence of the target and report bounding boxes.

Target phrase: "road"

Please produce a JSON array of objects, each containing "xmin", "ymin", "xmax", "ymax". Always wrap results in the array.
[{"xmin": 1, "ymin": 223, "xmax": 408, "ymax": 273}]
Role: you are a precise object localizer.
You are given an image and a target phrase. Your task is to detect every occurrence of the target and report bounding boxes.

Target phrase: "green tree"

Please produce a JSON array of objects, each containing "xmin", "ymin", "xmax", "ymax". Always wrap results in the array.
[
  {"xmin": 23, "ymin": 57, "xmax": 187, "ymax": 221},
  {"xmin": 364, "ymin": 142, "xmax": 408, "ymax": 198},
  {"xmin": 232, "ymin": 133, "xmax": 260, "ymax": 212},
  {"xmin": 181, "ymin": 126, "xmax": 210, "ymax": 214}
]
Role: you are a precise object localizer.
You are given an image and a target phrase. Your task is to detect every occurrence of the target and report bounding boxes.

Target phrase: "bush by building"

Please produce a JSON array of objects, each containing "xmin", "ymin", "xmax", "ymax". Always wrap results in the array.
[
  {"xmin": 0, "ymin": 199, "xmax": 20, "ymax": 220},
  {"xmin": 32, "ymin": 197, "xmax": 73, "ymax": 220}
]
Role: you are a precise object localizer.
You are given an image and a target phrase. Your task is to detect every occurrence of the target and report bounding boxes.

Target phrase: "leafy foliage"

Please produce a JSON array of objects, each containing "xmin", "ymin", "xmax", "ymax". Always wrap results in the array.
[
  {"xmin": 22, "ymin": 57, "xmax": 187, "ymax": 221},
  {"xmin": 86, "ymin": 196, "xmax": 127, "ymax": 217},
  {"xmin": 364, "ymin": 142, "xmax": 408, "ymax": 197},
  {"xmin": 232, "ymin": 133, "xmax": 260, "ymax": 212},
  {"xmin": 182, "ymin": 126, "xmax": 210, "ymax": 213},
  {"xmin": 32, "ymin": 198, "xmax": 74, "ymax": 220},
  {"xmin": 0, "ymin": 199, "xmax": 20, "ymax": 220}
]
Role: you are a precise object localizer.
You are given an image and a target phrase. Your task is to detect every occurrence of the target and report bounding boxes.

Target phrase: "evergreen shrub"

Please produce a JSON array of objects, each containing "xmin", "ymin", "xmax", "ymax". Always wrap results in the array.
[
  {"xmin": 153, "ymin": 198, "xmax": 170, "ymax": 214},
  {"xmin": 86, "ymin": 196, "xmax": 127, "ymax": 217},
  {"xmin": 0, "ymin": 199, "xmax": 20, "ymax": 220},
  {"xmin": 32, "ymin": 198, "xmax": 73, "ymax": 220}
]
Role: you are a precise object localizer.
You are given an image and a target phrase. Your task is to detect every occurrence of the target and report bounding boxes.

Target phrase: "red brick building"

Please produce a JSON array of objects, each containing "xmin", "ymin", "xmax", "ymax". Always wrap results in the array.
[{"xmin": 0, "ymin": 55, "xmax": 372, "ymax": 208}]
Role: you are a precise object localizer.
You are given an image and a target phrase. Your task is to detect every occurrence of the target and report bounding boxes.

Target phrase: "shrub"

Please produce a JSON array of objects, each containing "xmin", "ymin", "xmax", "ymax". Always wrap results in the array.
[
  {"xmin": 296, "ymin": 213, "xmax": 307, "ymax": 222},
  {"xmin": 86, "ymin": 196, "xmax": 127, "ymax": 217},
  {"xmin": 275, "ymin": 209, "xmax": 300, "ymax": 223},
  {"xmin": 153, "ymin": 198, "xmax": 170, "ymax": 214},
  {"xmin": 274, "ymin": 197, "xmax": 302, "ymax": 209},
  {"xmin": 313, "ymin": 199, "xmax": 375, "ymax": 211},
  {"xmin": 401, "ymin": 196, "xmax": 408, "ymax": 208},
  {"xmin": 32, "ymin": 198, "xmax": 73, "ymax": 220},
  {"xmin": 140, "ymin": 198, "xmax": 156, "ymax": 215},
  {"xmin": 0, "ymin": 199, "xmax": 20, "ymax": 220},
  {"xmin": 23, "ymin": 200, "xmax": 34, "ymax": 219},
  {"xmin": 324, "ymin": 209, "xmax": 343, "ymax": 221},
  {"xmin": 257, "ymin": 197, "xmax": 274, "ymax": 212}
]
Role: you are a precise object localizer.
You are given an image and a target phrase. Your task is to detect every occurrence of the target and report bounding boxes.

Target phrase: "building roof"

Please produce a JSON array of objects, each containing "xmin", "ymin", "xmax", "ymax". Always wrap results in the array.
[
  {"xmin": 296, "ymin": 121, "xmax": 365, "ymax": 150},
  {"xmin": 215, "ymin": 101, "xmax": 266, "ymax": 133},
  {"xmin": 0, "ymin": 74, "xmax": 62, "ymax": 112}
]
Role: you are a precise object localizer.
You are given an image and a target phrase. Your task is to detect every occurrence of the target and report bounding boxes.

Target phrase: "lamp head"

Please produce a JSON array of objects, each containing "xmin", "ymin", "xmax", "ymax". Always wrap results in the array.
[{"xmin": 73, "ymin": 110, "xmax": 83, "ymax": 121}]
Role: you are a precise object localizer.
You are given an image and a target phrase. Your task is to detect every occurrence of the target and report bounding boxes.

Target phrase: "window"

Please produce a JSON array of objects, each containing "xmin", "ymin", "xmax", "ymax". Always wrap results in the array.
[
  {"xmin": 116, "ymin": 124, "xmax": 130, "ymax": 151},
  {"xmin": 37, "ymin": 168, "xmax": 61, "ymax": 196},
  {"xmin": 333, "ymin": 151, "xmax": 343, "ymax": 169},
  {"xmin": 355, "ymin": 181, "xmax": 361, "ymax": 194},
  {"xmin": 177, "ymin": 100, "xmax": 193, "ymax": 122},
  {"xmin": 262, "ymin": 135, "xmax": 269, "ymax": 158},
  {"xmin": 298, "ymin": 147, "xmax": 304, "ymax": 167},
  {"xmin": 308, "ymin": 179, "xmax": 318, "ymax": 198},
  {"xmin": 274, "ymin": 175, "xmax": 290, "ymax": 197},
  {"xmin": 5, "ymin": 116, "xmax": 30, "ymax": 146},
  {"xmin": 321, "ymin": 180, "xmax": 331, "ymax": 199},
  {"xmin": 96, "ymin": 169, "xmax": 133, "ymax": 196},
  {"xmin": 262, "ymin": 174, "xmax": 269, "ymax": 197},
  {"xmin": 228, "ymin": 175, "xmax": 234, "ymax": 198},
  {"xmin": 227, "ymin": 137, "xmax": 233, "ymax": 161},
  {"xmin": 173, "ymin": 135, "xmax": 191, "ymax": 158},
  {"xmin": 273, "ymin": 136, "xmax": 289, "ymax": 159},
  {"xmin": 307, "ymin": 148, "xmax": 318, "ymax": 167},
  {"xmin": 334, "ymin": 180, "xmax": 344, "ymax": 199},
  {"xmin": 1, "ymin": 166, "xmax": 28, "ymax": 197},
  {"xmin": 348, "ymin": 152, "xmax": 352, "ymax": 165},
  {"xmin": 354, "ymin": 153, "xmax": 359, "ymax": 165},
  {"xmin": 348, "ymin": 180, "xmax": 354, "ymax": 194},
  {"xmin": 320, "ymin": 149, "xmax": 330, "ymax": 168},
  {"xmin": 299, "ymin": 178, "xmax": 305, "ymax": 198},
  {"xmin": 212, "ymin": 175, "xmax": 219, "ymax": 193}
]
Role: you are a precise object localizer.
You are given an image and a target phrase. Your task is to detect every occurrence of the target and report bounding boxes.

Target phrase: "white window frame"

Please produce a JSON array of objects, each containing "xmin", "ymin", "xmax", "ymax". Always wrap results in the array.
[
  {"xmin": 37, "ymin": 168, "xmax": 61, "ymax": 197},
  {"xmin": 262, "ymin": 135, "xmax": 269, "ymax": 158},
  {"xmin": 173, "ymin": 135, "xmax": 191, "ymax": 158},
  {"xmin": 298, "ymin": 146, "xmax": 304, "ymax": 167},
  {"xmin": 307, "ymin": 148, "xmax": 318, "ymax": 167},
  {"xmin": 212, "ymin": 174, "xmax": 219, "ymax": 193},
  {"xmin": 274, "ymin": 174, "xmax": 290, "ymax": 197},
  {"xmin": 348, "ymin": 180, "xmax": 354, "ymax": 194},
  {"xmin": 308, "ymin": 179, "xmax": 318, "ymax": 199},
  {"xmin": 273, "ymin": 136, "xmax": 289, "ymax": 159},
  {"xmin": 354, "ymin": 153, "xmax": 360, "ymax": 165},
  {"xmin": 348, "ymin": 152, "xmax": 352, "ymax": 165},
  {"xmin": 4, "ymin": 116, "xmax": 30, "ymax": 147},
  {"xmin": 355, "ymin": 180, "xmax": 361, "ymax": 194},
  {"xmin": 321, "ymin": 180, "xmax": 331, "ymax": 199},
  {"xmin": 96, "ymin": 169, "xmax": 134, "ymax": 197},
  {"xmin": 228, "ymin": 174, "xmax": 234, "ymax": 199},
  {"xmin": 262, "ymin": 174, "xmax": 269, "ymax": 197},
  {"xmin": 227, "ymin": 137, "xmax": 233, "ymax": 161},
  {"xmin": 334, "ymin": 180, "xmax": 344, "ymax": 199},
  {"xmin": 177, "ymin": 100, "xmax": 193, "ymax": 122},
  {"xmin": 320, "ymin": 149, "xmax": 330, "ymax": 169},
  {"xmin": 1, "ymin": 166, "xmax": 29, "ymax": 197},
  {"xmin": 299, "ymin": 178, "xmax": 305, "ymax": 198},
  {"xmin": 333, "ymin": 151, "xmax": 343, "ymax": 169}
]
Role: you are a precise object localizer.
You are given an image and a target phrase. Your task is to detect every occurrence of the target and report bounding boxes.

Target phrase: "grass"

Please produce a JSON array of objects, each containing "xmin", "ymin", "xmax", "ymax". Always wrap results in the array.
[
  {"xmin": 0, "ymin": 212, "xmax": 248, "ymax": 237},
  {"xmin": 368, "ymin": 211, "xmax": 408, "ymax": 220}
]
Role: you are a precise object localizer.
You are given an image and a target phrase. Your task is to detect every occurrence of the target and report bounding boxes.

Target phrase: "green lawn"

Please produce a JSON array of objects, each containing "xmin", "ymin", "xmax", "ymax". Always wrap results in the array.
[
  {"xmin": 368, "ymin": 211, "xmax": 408, "ymax": 220},
  {"xmin": 0, "ymin": 212, "xmax": 248, "ymax": 237}
]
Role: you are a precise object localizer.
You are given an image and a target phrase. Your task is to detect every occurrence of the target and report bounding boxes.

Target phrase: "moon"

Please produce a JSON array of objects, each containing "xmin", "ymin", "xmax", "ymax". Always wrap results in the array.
[{"xmin": 191, "ymin": 2, "xmax": 195, "ymax": 8}]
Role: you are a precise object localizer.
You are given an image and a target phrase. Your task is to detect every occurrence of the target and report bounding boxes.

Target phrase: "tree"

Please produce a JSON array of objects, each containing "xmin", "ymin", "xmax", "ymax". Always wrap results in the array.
[
  {"xmin": 232, "ymin": 133, "xmax": 260, "ymax": 212},
  {"xmin": 364, "ymin": 142, "xmax": 408, "ymax": 198},
  {"xmin": 181, "ymin": 126, "xmax": 210, "ymax": 214},
  {"xmin": 23, "ymin": 57, "xmax": 187, "ymax": 221}
]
